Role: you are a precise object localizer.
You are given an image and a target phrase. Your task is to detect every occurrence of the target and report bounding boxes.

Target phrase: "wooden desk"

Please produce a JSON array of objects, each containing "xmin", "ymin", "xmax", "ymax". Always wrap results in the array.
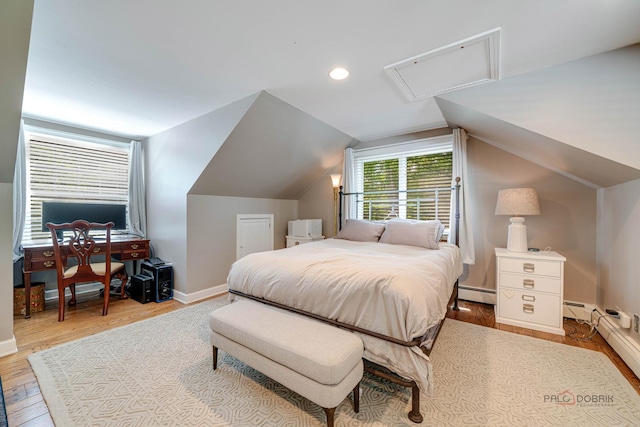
[{"xmin": 21, "ymin": 235, "xmax": 150, "ymax": 318}]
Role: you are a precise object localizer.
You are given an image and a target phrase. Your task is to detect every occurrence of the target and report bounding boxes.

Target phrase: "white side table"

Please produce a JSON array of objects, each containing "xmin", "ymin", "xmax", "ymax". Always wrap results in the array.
[
  {"xmin": 286, "ymin": 235, "xmax": 325, "ymax": 248},
  {"xmin": 495, "ymin": 248, "xmax": 566, "ymax": 336}
]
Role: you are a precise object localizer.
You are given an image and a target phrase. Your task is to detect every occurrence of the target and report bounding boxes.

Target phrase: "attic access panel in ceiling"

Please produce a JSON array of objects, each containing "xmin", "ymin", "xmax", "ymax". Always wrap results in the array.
[{"xmin": 385, "ymin": 28, "xmax": 501, "ymax": 101}]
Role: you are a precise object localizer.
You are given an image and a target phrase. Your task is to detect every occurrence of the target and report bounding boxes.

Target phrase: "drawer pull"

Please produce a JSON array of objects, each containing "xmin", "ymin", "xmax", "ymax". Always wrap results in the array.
[
  {"xmin": 523, "ymin": 279, "xmax": 535, "ymax": 288},
  {"xmin": 44, "ymin": 260, "xmax": 55, "ymax": 268},
  {"xmin": 523, "ymin": 263, "xmax": 535, "ymax": 273},
  {"xmin": 294, "ymin": 242, "xmax": 300, "ymax": 246},
  {"xmin": 522, "ymin": 295, "xmax": 536, "ymax": 302},
  {"xmin": 523, "ymin": 303, "xmax": 535, "ymax": 314},
  {"xmin": 93, "ymin": 248, "xmax": 101, "ymax": 253},
  {"xmin": 131, "ymin": 244, "xmax": 139, "ymax": 250},
  {"xmin": 43, "ymin": 250, "xmax": 54, "ymax": 257},
  {"xmin": 131, "ymin": 252, "xmax": 139, "ymax": 258}
]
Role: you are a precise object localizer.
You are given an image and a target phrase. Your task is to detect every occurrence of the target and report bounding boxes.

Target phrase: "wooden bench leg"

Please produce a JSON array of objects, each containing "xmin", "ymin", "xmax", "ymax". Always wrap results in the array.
[
  {"xmin": 323, "ymin": 407, "xmax": 336, "ymax": 427},
  {"xmin": 353, "ymin": 382, "xmax": 360, "ymax": 413},
  {"xmin": 212, "ymin": 346, "xmax": 218, "ymax": 370}
]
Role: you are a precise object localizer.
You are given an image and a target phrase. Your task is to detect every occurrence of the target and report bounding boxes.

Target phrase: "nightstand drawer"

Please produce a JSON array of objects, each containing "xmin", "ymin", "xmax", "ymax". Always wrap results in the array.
[
  {"xmin": 499, "ymin": 289, "xmax": 561, "ymax": 328},
  {"xmin": 499, "ymin": 258, "xmax": 561, "ymax": 278},
  {"xmin": 499, "ymin": 273, "xmax": 561, "ymax": 294}
]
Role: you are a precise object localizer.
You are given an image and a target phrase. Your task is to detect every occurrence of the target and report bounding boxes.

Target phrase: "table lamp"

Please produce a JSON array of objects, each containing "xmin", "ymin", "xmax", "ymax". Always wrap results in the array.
[{"xmin": 495, "ymin": 188, "xmax": 540, "ymax": 252}]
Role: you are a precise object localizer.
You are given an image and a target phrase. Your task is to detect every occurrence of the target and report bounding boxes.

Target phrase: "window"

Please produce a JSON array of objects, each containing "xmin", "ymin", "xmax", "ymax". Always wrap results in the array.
[
  {"xmin": 22, "ymin": 128, "xmax": 130, "ymax": 240},
  {"xmin": 354, "ymin": 136, "xmax": 453, "ymax": 228}
]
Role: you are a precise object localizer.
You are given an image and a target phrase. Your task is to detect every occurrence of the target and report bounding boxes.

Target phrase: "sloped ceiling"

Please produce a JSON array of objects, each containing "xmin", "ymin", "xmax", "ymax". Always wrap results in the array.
[
  {"xmin": 23, "ymin": 1, "xmax": 640, "ymax": 142},
  {"xmin": 0, "ymin": 1, "xmax": 33, "ymax": 183},
  {"xmin": 189, "ymin": 91, "xmax": 357, "ymax": 199},
  {"xmin": 436, "ymin": 44, "xmax": 640, "ymax": 188}
]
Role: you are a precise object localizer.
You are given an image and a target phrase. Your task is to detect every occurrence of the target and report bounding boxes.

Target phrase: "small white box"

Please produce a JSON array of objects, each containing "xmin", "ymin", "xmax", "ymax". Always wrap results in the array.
[{"xmin": 288, "ymin": 219, "xmax": 322, "ymax": 238}]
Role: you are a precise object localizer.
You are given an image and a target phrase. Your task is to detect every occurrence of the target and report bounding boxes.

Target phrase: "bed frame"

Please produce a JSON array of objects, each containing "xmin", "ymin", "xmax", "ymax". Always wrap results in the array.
[{"xmin": 229, "ymin": 177, "xmax": 462, "ymax": 423}]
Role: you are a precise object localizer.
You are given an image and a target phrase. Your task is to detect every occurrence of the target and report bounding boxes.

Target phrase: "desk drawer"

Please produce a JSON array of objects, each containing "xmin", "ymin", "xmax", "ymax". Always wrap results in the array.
[
  {"xmin": 121, "ymin": 250, "xmax": 146, "ymax": 260},
  {"xmin": 499, "ymin": 289, "xmax": 561, "ymax": 328},
  {"xmin": 29, "ymin": 248, "xmax": 57, "ymax": 260},
  {"xmin": 499, "ymin": 273, "xmax": 561, "ymax": 294},
  {"xmin": 120, "ymin": 241, "xmax": 148, "ymax": 260},
  {"xmin": 122, "ymin": 241, "xmax": 147, "ymax": 252},
  {"xmin": 31, "ymin": 259, "xmax": 58, "ymax": 270},
  {"xmin": 499, "ymin": 258, "xmax": 561, "ymax": 278}
]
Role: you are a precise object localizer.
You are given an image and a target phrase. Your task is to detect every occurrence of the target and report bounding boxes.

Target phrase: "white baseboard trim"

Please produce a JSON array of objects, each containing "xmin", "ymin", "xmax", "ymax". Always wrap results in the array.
[
  {"xmin": 458, "ymin": 285, "xmax": 496, "ymax": 305},
  {"xmin": 0, "ymin": 335, "xmax": 18, "ymax": 357},
  {"xmin": 45, "ymin": 282, "xmax": 228, "ymax": 305},
  {"xmin": 173, "ymin": 284, "xmax": 228, "ymax": 304},
  {"xmin": 595, "ymin": 306, "xmax": 640, "ymax": 379}
]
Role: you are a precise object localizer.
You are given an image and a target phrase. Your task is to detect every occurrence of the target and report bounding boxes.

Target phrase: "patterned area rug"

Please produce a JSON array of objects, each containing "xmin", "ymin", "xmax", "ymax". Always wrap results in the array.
[
  {"xmin": 29, "ymin": 296, "xmax": 640, "ymax": 426},
  {"xmin": 0, "ymin": 376, "xmax": 7, "ymax": 427}
]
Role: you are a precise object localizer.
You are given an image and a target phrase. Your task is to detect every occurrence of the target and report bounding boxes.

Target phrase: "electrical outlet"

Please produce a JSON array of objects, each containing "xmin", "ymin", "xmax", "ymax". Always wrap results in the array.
[{"xmin": 634, "ymin": 314, "xmax": 640, "ymax": 334}]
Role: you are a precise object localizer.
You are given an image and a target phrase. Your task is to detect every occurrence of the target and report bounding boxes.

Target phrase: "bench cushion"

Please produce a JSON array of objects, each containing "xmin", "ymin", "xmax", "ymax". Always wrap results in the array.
[{"xmin": 210, "ymin": 300, "xmax": 363, "ymax": 386}]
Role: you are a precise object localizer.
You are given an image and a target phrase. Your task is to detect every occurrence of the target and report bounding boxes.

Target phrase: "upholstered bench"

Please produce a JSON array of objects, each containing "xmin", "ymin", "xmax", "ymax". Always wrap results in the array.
[{"xmin": 210, "ymin": 300, "xmax": 364, "ymax": 426}]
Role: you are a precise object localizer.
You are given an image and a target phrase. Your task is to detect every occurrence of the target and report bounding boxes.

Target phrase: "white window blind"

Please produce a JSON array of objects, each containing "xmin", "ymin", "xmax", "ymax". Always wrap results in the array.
[
  {"xmin": 354, "ymin": 136, "xmax": 453, "ymax": 226},
  {"xmin": 23, "ymin": 131, "xmax": 130, "ymax": 241}
]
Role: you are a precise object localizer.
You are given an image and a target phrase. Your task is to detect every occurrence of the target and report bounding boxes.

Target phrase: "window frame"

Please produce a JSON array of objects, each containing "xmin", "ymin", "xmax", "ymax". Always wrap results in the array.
[
  {"xmin": 22, "ymin": 125, "xmax": 131, "ymax": 241},
  {"xmin": 353, "ymin": 135, "xmax": 453, "ymax": 224}
]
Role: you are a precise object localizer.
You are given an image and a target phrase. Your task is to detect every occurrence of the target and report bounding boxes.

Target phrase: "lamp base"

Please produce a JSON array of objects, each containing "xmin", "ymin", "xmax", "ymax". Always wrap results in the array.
[{"xmin": 507, "ymin": 217, "xmax": 528, "ymax": 252}]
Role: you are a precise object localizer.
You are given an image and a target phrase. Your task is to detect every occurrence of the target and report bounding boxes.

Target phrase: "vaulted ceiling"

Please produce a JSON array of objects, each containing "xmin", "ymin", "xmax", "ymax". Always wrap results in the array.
[
  {"xmin": 23, "ymin": 1, "xmax": 640, "ymax": 141},
  {"xmin": 14, "ymin": 1, "xmax": 640, "ymax": 189},
  {"xmin": 436, "ymin": 44, "xmax": 640, "ymax": 188}
]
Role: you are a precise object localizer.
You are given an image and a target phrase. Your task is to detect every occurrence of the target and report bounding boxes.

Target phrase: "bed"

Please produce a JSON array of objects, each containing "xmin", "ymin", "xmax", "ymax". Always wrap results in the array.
[{"xmin": 227, "ymin": 181, "xmax": 462, "ymax": 423}]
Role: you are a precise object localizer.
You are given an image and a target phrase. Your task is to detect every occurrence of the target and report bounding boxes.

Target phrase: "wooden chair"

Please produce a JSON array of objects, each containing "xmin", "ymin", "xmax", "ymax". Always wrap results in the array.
[{"xmin": 46, "ymin": 220, "xmax": 128, "ymax": 322}]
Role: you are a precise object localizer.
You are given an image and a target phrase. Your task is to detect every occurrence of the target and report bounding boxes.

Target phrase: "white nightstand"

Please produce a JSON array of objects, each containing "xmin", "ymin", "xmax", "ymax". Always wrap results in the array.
[
  {"xmin": 495, "ymin": 248, "xmax": 566, "ymax": 336},
  {"xmin": 286, "ymin": 235, "xmax": 324, "ymax": 248}
]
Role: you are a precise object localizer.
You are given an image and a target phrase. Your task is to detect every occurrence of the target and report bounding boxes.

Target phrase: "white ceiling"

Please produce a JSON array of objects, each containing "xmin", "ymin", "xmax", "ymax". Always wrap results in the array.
[{"xmin": 22, "ymin": 0, "xmax": 640, "ymax": 141}]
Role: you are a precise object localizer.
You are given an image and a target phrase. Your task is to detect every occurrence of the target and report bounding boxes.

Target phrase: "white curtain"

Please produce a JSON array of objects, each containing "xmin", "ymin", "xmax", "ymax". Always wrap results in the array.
[
  {"xmin": 341, "ymin": 147, "xmax": 357, "ymax": 226},
  {"xmin": 13, "ymin": 120, "xmax": 27, "ymax": 261},
  {"xmin": 128, "ymin": 140, "xmax": 147, "ymax": 237},
  {"xmin": 448, "ymin": 128, "xmax": 475, "ymax": 264}
]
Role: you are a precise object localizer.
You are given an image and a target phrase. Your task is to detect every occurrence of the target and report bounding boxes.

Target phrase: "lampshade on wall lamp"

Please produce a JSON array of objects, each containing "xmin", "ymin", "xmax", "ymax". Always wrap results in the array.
[
  {"xmin": 330, "ymin": 174, "xmax": 342, "ymax": 188},
  {"xmin": 495, "ymin": 188, "xmax": 540, "ymax": 252},
  {"xmin": 330, "ymin": 174, "xmax": 342, "ymax": 235}
]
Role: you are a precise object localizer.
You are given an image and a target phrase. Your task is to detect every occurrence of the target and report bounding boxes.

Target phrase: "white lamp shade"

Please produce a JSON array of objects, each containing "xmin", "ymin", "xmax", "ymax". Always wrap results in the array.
[
  {"xmin": 495, "ymin": 188, "xmax": 540, "ymax": 216},
  {"xmin": 330, "ymin": 174, "xmax": 342, "ymax": 188}
]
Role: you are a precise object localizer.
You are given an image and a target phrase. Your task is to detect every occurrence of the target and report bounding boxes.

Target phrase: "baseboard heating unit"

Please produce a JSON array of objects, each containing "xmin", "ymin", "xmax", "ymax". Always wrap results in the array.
[
  {"xmin": 595, "ymin": 308, "xmax": 640, "ymax": 380},
  {"xmin": 458, "ymin": 285, "xmax": 496, "ymax": 305},
  {"xmin": 563, "ymin": 301, "xmax": 596, "ymax": 322},
  {"xmin": 563, "ymin": 301, "xmax": 640, "ymax": 380}
]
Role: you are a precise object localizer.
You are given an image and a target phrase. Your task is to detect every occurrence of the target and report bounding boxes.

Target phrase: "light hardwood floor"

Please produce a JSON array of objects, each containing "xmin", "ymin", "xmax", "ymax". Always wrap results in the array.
[{"xmin": 1, "ymin": 295, "xmax": 639, "ymax": 426}]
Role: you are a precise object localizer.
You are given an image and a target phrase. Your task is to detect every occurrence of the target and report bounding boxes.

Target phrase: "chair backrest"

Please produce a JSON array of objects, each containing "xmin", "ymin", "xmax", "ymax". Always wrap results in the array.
[{"xmin": 46, "ymin": 220, "xmax": 115, "ymax": 285}]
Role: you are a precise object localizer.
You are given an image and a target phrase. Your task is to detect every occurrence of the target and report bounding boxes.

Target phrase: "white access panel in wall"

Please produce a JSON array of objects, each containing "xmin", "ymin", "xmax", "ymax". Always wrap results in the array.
[{"xmin": 236, "ymin": 214, "xmax": 274, "ymax": 260}]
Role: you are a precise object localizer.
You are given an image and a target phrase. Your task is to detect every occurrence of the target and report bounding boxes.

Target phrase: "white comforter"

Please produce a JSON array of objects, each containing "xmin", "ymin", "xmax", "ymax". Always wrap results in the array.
[{"xmin": 226, "ymin": 238, "xmax": 462, "ymax": 393}]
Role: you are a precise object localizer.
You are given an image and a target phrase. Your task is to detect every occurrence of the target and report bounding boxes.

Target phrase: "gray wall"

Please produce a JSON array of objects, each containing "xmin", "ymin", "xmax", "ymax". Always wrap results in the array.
[
  {"xmin": 464, "ymin": 137, "xmax": 597, "ymax": 303},
  {"xmin": 597, "ymin": 178, "xmax": 640, "ymax": 343},
  {"xmin": 298, "ymin": 164, "xmax": 342, "ymax": 238},
  {"xmin": 146, "ymin": 91, "xmax": 355, "ymax": 300},
  {"xmin": 0, "ymin": 0, "xmax": 33, "ymax": 356},
  {"xmin": 187, "ymin": 195, "xmax": 297, "ymax": 290},
  {"xmin": 145, "ymin": 94, "xmax": 256, "ymax": 295}
]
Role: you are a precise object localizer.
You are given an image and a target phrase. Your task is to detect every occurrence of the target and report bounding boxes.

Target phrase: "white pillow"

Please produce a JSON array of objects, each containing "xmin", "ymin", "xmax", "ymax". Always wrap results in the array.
[
  {"xmin": 335, "ymin": 219, "xmax": 386, "ymax": 242},
  {"xmin": 379, "ymin": 219, "xmax": 441, "ymax": 249}
]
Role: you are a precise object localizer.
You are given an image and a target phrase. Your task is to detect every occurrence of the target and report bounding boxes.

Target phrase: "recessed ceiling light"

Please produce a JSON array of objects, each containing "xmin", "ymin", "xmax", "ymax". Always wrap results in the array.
[{"xmin": 329, "ymin": 67, "xmax": 349, "ymax": 80}]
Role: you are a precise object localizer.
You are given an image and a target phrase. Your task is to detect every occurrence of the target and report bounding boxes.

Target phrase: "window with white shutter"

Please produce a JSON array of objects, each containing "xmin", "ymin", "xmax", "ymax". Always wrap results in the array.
[
  {"xmin": 354, "ymin": 135, "xmax": 453, "ymax": 227},
  {"xmin": 22, "ymin": 129, "xmax": 130, "ymax": 241}
]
